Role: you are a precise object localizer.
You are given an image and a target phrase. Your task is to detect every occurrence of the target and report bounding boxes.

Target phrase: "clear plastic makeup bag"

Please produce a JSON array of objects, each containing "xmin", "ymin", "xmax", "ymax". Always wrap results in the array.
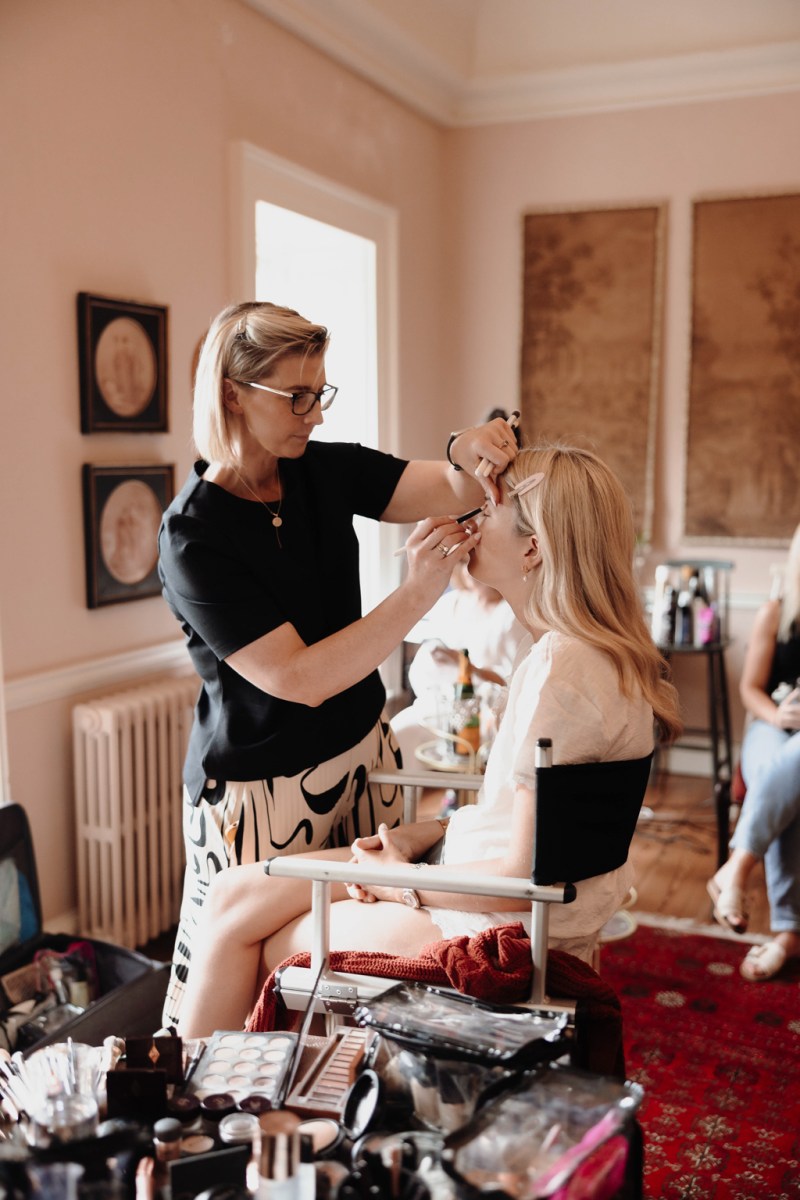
[
  {"xmin": 354, "ymin": 982, "xmax": 569, "ymax": 1134},
  {"xmin": 440, "ymin": 1062, "xmax": 644, "ymax": 1199}
]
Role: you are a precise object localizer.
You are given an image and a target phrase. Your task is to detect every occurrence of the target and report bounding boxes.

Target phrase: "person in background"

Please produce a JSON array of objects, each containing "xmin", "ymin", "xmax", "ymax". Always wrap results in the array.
[
  {"xmin": 156, "ymin": 300, "xmax": 519, "ymax": 1027},
  {"xmin": 390, "ymin": 559, "xmax": 527, "ymax": 764},
  {"xmin": 175, "ymin": 443, "xmax": 681, "ymax": 1038},
  {"xmin": 707, "ymin": 521, "xmax": 800, "ymax": 980}
]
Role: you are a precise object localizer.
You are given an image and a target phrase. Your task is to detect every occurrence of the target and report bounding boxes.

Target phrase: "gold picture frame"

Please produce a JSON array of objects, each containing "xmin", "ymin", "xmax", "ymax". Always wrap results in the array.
[
  {"xmin": 685, "ymin": 192, "xmax": 800, "ymax": 544},
  {"xmin": 520, "ymin": 203, "xmax": 665, "ymax": 542}
]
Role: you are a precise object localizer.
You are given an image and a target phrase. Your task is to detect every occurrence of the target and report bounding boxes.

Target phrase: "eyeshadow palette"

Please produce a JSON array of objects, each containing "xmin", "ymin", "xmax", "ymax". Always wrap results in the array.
[
  {"xmin": 285, "ymin": 1026, "xmax": 371, "ymax": 1119},
  {"xmin": 186, "ymin": 1031, "xmax": 298, "ymax": 1106}
]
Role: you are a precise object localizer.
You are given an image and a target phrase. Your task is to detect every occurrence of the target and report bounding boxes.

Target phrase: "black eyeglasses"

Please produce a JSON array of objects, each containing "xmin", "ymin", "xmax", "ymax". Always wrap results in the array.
[{"xmin": 237, "ymin": 380, "xmax": 338, "ymax": 415}]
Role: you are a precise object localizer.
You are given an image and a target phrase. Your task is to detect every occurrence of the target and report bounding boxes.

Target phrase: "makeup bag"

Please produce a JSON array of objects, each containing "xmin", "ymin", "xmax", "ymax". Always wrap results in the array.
[
  {"xmin": 355, "ymin": 982, "xmax": 570, "ymax": 1134},
  {"xmin": 0, "ymin": 803, "xmax": 168, "ymax": 1054}
]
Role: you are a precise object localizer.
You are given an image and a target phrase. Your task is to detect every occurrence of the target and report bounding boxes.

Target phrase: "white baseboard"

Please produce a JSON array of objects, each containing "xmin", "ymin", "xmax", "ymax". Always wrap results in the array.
[{"xmin": 663, "ymin": 744, "xmax": 741, "ymax": 780}]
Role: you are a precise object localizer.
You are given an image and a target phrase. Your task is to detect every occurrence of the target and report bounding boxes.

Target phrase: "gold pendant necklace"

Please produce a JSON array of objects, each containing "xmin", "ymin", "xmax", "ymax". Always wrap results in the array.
[{"xmin": 233, "ymin": 466, "xmax": 283, "ymax": 548}]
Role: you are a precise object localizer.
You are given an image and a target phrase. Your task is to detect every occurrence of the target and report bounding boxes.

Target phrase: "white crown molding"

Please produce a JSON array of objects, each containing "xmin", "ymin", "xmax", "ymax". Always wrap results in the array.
[
  {"xmin": 244, "ymin": 0, "xmax": 800, "ymax": 123},
  {"xmin": 5, "ymin": 641, "xmax": 192, "ymax": 712},
  {"xmin": 460, "ymin": 40, "xmax": 800, "ymax": 125}
]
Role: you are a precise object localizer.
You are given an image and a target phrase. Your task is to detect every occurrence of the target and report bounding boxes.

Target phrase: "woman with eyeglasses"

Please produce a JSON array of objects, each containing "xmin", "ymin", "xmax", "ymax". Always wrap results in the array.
[
  {"xmin": 157, "ymin": 300, "xmax": 518, "ymax": 1027},
  {"xmin": 175, "ymin": 444, "xmax": 682, "ymax": 1039}
]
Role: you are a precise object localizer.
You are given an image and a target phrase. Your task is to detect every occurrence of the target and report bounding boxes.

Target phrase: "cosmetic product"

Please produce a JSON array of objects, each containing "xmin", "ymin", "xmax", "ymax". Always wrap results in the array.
[
  {"xmin": 200, "ymin": 1092, "xmax": 237, "ymax": 1140},
  {"xmin": 219, "ymin": 1111, "xmax": 261, "ymax": 1147},
  {"xmin": 650, "ymin": 565, "xmax": 670, "ymax": 644},
  {"xmin": 286, "ymin": 1027, "xmax": 371, "ymax": 1120},
  {"xmin": 152, "ymin": 1117, "xmax": 183, "ymax": 1194},
  {"xmin": 169, "ymin": 1144, "xmax": 251, "ymax": 1200},
  {"xmin": 180, "ymin": 1133, "xmax": 216, "ymax": 1156},
  {"xmin": 257, "ymin": 1111, "xmax": 301, "ymax": 1199},
  {"xmin": 296, "ymin": 1132, "xmax": 316, "ymax": 1200},
  {"xmin": 106, "ymin": 1068, "xmax": 168, "ymax": 1123},
  {"xmin": 126, "ymin": 1036, "xmax": 184, "ymax": 1084},
  {"xmin": 186, "ymin": 1032, "xmax": 297, "ymax": 1109},
  {"xmin": 167, "ymin": 1093, "xmax": 202, "ymax": 1127}
]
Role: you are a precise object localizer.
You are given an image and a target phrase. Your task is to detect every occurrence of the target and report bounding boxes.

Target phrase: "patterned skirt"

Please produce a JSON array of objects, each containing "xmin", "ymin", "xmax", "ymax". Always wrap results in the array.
[{"xmin": 162, "ymin": 715, "xmax": 403, "ymax": 1028}]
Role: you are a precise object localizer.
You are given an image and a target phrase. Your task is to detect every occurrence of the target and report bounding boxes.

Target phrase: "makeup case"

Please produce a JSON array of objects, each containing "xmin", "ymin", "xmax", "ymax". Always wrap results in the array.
[{"xmin": 0, "ymin": 803, "xmax": 169, "ymax": 1054}]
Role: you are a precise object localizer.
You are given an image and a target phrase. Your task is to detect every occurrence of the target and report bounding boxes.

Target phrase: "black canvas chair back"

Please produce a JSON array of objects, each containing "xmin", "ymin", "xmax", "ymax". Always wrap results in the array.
[{"xmin": 532, "ymin": 748, "xmax": 654, "ymax": 887}]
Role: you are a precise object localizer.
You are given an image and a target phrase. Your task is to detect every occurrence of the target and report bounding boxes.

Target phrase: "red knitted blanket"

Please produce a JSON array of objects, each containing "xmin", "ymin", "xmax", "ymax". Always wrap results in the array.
[{"xmin": 246, "ymin": 922, "xmax": 624, "ymax": 1078}]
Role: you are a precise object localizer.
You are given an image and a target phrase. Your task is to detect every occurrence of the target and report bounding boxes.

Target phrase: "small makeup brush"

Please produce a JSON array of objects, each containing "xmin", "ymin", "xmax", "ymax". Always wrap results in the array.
[{"xmin": 393, "ymin": 506, "xmax": 485, "ymax": 557}]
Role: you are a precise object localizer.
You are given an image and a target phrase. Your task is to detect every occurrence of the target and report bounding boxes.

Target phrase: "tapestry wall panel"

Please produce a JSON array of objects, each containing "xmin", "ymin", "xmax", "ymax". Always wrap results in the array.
[
  {"xmin": 520, "ymin": 205, "xmax": 664, "ymax": 541},
  {"xmin": 686, "ymin": 193, "xmax": 800, "ymax": 543}
]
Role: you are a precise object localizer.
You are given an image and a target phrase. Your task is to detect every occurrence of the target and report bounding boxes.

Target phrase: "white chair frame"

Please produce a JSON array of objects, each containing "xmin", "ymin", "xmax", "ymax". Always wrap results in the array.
[{"xmin": 265, "ymin": 762, "xmax": 578, "ymax": 1032}]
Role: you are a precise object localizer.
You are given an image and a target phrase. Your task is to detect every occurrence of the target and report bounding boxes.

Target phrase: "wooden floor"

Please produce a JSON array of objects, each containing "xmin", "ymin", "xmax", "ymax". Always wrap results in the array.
[{"xmin": 629, "ymin": 772, "xmax": 769, "ymax": 935}]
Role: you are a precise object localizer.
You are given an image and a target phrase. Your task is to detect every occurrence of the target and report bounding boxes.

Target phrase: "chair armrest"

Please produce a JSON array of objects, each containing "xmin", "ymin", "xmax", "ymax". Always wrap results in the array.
[
  {"xmin": 368, "ymin": 768, "xmax": 481, "ymax": 791},
  {"xmin": 265, "ymin": 857, "xmax": 575, "ymax": 1012},
  {"xmin": 264, "ymin": 855, "xmax": 572, "ymax": 905}
]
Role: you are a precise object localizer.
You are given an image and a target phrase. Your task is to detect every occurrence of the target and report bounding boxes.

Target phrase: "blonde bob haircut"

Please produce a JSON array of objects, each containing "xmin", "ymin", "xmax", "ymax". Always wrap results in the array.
[
  {"xmin": 192, "ymin": 301, "xmax": 329, "ymax": 464},
  {"xmin": 778, "ymin": 521, "xmax": 800, "ymax": 642},
  {"xmin": 506, "ymin": 443, "xmax": 682, "ymax": 745}
]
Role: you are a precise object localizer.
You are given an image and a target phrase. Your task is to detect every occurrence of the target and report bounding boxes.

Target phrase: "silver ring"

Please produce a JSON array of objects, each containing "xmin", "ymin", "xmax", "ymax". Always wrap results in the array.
[{"xmin": 439, "ymin": 543, "xmax": 449, "ymax": 557}]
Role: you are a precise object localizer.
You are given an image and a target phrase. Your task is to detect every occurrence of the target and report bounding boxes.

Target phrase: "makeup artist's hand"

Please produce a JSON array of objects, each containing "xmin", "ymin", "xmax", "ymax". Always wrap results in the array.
[
  {"xmin": 402, "ymin": 515, "xmax": 480, "ymax": 592},
  {"xmin": 448, "ymin": 417, "xmax": 519, "ymax": 504}
]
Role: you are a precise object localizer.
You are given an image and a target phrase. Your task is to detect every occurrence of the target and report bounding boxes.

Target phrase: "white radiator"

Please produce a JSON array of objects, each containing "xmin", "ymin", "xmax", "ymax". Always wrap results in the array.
[{"xmin": 72, "ymin": 675, "xmax": 198, "ymax": 949}]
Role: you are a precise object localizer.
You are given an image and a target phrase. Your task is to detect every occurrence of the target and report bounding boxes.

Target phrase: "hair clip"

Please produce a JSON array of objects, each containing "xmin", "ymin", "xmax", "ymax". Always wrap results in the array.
[{"xmin": 508, "ymin": 472, "xmax": 545, "ymax": 497}]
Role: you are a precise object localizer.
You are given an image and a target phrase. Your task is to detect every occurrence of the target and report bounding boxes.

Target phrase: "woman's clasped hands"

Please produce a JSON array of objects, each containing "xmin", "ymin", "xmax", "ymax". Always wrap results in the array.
[{"xmin": 345, "ymin": 822, "xmax": 423, "ymax": 904}]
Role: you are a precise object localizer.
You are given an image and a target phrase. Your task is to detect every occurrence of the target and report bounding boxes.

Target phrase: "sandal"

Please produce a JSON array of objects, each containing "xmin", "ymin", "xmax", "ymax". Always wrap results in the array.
[
  {"xmin": 706, "ymin": 877, "xmax": 749, "ymax": 934},
  {"xmin": 740, "ymin": 941, "xmax": 787, "ymax": 982}
]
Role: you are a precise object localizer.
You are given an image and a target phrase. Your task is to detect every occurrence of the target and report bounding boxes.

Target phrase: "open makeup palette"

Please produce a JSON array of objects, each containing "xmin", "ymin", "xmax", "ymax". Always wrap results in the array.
[{"xmin": 184, "ymin": 1031, "xmax": 298, "ymax": 1107}]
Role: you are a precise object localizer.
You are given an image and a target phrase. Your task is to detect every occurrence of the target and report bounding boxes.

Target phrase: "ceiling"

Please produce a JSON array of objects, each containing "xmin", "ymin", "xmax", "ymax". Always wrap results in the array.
[{"xmin": 245, "ymin": 0, "xmax": 800, "ymax": 123}]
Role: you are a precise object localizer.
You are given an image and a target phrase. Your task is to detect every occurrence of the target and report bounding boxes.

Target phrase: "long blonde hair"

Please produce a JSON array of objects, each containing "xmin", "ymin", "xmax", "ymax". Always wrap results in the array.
[
  {"xmin": 778, "ymin": 522, "xmax": 800, "ymax": 641},
  {"xmin": 192, "ymin": 301, "xmax": 329, "ymax": 464},
  {"xmin": 507, "ymin": 444, "xmax": 682, "ymax": 744}
]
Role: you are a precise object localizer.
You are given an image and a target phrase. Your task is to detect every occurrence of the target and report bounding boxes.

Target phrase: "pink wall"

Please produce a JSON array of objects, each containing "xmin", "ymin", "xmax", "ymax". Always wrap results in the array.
[
  {"xmin": 443, "ymin": 92, "xmax": 800, "ymax": 730},
  {"xmin": 1, "ymin": 0, "xmax": 796, "ymax": 922},
  {"xmin": 0, "ymin": 0, "xmax": 448, "ymax": 920}
]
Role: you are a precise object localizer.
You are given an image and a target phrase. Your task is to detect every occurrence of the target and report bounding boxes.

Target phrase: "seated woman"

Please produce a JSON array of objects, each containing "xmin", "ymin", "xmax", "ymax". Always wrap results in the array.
[
  {"xmin": 177, "ymin": 445, "xmax": 681, "ymax": 1037},
  {"xmin": 707, "ymin": 521, "xmax": 800, "ymax": 980},
  {"xmin": 390, "ymin": 559, "xmax": 528, "ymax": 764}
]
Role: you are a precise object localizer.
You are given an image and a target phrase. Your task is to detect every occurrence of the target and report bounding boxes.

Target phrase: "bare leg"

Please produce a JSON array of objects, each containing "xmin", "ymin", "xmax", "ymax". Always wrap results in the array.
[
  {"xmin": 178, "ymin": 847, "xmax": 353, "ymax": 1037},
  {"xmin": 707, "ymin": 848, "xmax": 759, "ymax": 932},
  {"xmin": 262, "ymin": 897, "xmax": 442, "ymax": 979},
  {"xmin": 713, "ymin": 847, "xmax": 759, "ymax": 893}
]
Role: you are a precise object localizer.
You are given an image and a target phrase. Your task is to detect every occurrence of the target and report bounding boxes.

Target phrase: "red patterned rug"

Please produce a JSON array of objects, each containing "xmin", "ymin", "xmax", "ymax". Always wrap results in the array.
[{"xmin": 601, "ymin": 923, "xmax": 800, "ymax": 1199}]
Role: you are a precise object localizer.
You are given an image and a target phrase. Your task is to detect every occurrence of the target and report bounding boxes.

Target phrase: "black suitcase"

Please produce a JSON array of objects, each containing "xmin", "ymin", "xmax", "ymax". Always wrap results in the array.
[{"xmin": 0, "ymin": 802, "xmax": 169, "ymax": 1053}]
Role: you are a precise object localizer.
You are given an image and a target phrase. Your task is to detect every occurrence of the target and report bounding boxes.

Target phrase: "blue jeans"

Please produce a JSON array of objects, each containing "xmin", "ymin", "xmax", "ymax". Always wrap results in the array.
[{"xmin": 733, "ymin": 719, "xmax": 800, "ymax": 933}]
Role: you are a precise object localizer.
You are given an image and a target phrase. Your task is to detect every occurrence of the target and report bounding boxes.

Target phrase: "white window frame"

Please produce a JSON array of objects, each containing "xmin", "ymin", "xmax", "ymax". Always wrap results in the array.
[
  {"xmin": 229, "ymin": 142, "xmax": 405, "ymax": 693},
  {"xmin": 229, "ymin": 142, "xmax": 399, "ymax": 455}
]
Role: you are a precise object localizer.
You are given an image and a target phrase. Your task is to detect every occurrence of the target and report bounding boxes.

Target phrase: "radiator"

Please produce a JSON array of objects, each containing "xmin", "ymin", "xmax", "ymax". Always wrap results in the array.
[{"xmin": 73, "ymin": 675, "xmax": 199, "ymax": 949}]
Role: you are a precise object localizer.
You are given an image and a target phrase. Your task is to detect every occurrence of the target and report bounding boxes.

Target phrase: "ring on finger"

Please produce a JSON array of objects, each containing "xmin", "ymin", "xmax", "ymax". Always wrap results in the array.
[
  {"xmin": 500, "ymin": 439, "xmax": 509, "ymax": 447},
  {"xmin": 439, "ymin": 543, "xmax": 450, "ymax": 557}
]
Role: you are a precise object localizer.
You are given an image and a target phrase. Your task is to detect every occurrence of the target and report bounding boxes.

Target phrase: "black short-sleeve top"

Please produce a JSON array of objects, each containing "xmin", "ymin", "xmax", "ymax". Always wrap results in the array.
[{"xmin": 158, "ymin": 443, "xmax": 408, "ymax": 803}]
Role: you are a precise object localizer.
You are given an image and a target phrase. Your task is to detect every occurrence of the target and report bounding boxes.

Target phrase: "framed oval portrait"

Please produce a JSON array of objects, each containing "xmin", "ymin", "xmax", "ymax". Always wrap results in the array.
[{"xmin": 82, "ymin": 464, "xmax": 174, "ymax": 607}]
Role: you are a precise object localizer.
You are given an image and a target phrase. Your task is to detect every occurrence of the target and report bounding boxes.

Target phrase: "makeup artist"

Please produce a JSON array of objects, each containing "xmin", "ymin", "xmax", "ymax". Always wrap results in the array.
[{"xmin": 157, "ymin": 300, "xmax": 518, "ymax": 1027}]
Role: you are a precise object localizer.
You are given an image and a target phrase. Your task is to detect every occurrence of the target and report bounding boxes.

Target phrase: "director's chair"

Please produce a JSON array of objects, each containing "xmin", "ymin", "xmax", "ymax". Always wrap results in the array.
[{"xmin": 264, "ymin": 740, "xmax": 652, "ymax": 1032}]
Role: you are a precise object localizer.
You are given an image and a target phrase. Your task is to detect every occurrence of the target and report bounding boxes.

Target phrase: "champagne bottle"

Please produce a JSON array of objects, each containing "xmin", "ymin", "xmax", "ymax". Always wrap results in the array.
[{"xmin": 453, "ymin": 650, "xmax": 480, "ymax": 757}]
